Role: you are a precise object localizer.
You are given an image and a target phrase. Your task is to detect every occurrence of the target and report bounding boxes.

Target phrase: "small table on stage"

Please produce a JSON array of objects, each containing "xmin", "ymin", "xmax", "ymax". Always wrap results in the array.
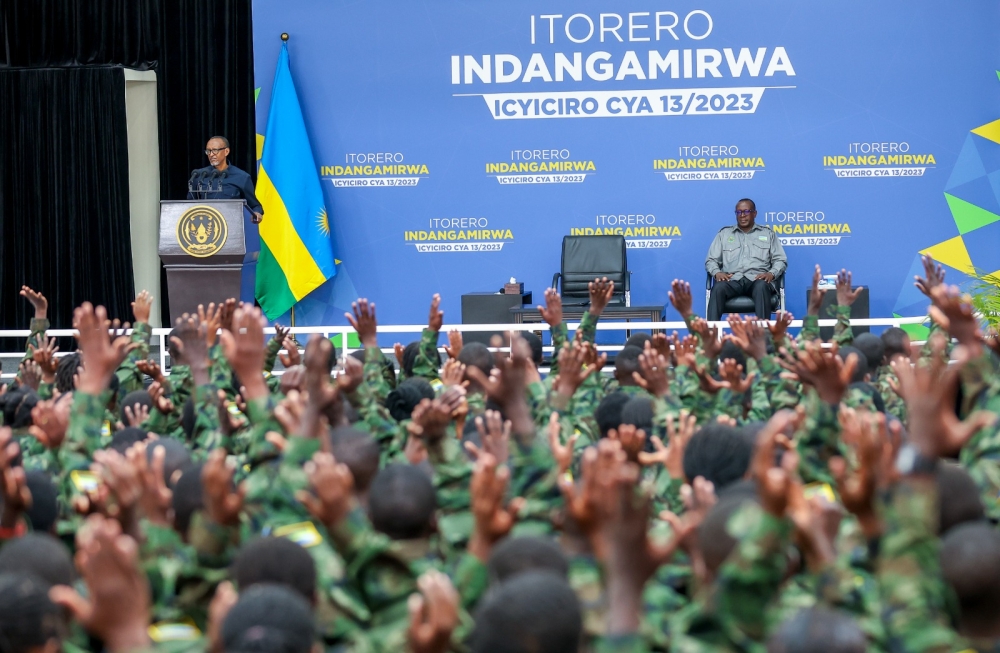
[{"xmin": 509, "ymin": 305, "xmax": 667, "ymax": 335}]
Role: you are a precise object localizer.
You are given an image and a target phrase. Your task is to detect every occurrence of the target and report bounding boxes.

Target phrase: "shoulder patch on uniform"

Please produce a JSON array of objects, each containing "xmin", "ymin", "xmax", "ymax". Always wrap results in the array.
[
  {"xmin": 148, "ymin": 619, "xmax": 202, "ymax": 642},
  {"xmin": 273, "ymin": 521, "xmax": 324, "ymax": 548}
]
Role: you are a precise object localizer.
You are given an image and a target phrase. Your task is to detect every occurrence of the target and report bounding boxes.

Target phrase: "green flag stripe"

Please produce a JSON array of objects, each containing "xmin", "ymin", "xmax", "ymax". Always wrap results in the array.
[{"xmin": 255, "ymin": 240, "xmax": 297, "ymax": 319}]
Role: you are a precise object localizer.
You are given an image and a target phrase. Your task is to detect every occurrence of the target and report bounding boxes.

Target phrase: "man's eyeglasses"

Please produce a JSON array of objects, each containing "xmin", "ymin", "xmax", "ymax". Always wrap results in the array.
[
  {"xmin": 735, "ymin": 209, "xmax": 755, "ymax": 217},
  {"xmin": 205, "ymin": 148, "xmax": 227, "ymax": 155}
]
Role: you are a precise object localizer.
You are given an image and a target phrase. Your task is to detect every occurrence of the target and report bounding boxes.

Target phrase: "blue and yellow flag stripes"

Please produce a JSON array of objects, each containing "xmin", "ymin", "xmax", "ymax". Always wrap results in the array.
[{"xmin": 255, "ymin": 41, "xmax": 337, "ymax": 319}]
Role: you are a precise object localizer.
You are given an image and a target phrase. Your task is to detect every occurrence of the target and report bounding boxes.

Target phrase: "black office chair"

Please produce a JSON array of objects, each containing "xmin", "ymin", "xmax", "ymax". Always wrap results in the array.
[
  {"xmin": 552, "ymin": 235, "xmax": 631, "ymax": 306},
  {"xmin": 704, "ymin": 271, "xmax": 785, "ymax": 317}
]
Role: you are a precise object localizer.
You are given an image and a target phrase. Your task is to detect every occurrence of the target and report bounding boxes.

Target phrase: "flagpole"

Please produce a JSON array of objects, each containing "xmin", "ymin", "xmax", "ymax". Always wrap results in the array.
[
  {"xmin": 290, "ymin": 305, "xmax": 296, "ymax": 327},
  {"xmin": 281, "ymin": 30, "xmax": 292, "ymax": 330}
]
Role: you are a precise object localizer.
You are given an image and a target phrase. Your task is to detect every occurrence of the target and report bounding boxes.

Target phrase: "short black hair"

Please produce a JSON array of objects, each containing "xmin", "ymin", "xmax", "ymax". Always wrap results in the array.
[
  {"xmin": 120, "ymin": 390, "xmax": 153, "ymax": 423},
  {"xmin": 836, "ymin": 346, "xmax": 868, "ymax": 383},
  {"xmin": 55, "ymin": 353, "xmax": 81, "ymax": 393},
  {"xmin": 767, "ymin": 606, "xmax": 866, "ymax": 653},
  {"xmin": 146, "ymin": 438, "xmax": 194, "ymax": 488},
  {"xmin": 385, "ymin": 377, "xmax": 434, "ymax": 423},
  {"xmin": 233, "ymin": 537, "xmax": 317, "ymax": 604},
  {"xmin": 400, "ymin": 341, "xmax": 421, "ymax": 378},
  {"xmin": 614, "ymin": 345, "xmax": 643, "ymax": 376},
  {"xmin": 171, "ymin": 464, "xmax": 204, "ymax": 535},
  {"xmin": 488, "ymin": 537, "xmax": 569, "ymax": 584},
  {"xmin": 0, "ymin": 573, "xmax": 65, "ymax": 652},
  {"xmin": 937, "ymin": 462, "xmax": 985, "ymax": 535},
  {"xmin": 328, "ymin": 426, "xmax": 380, "ymax": 493},
  {"xmin": 24, "ymin": 471, "xmax": 59, "ymax": 533},
  {"xmin": 941, "ymin": 523, "xmax": 1000, "ymax": 625},
  {"xmin": 852, "ymin": 333, "xmax": 884, "ymax": 375},
  {"xmin": 208, "ymin": 135, "xmax": 230, "ymax": 149},
  {"xmin": 736, "ymin": 198, "xmax": 756, "ymax": 211},
  {"xmin": 620, "ymin": 396, "xmax": 654, "ymax": 435},
  {"xmin": 595, "ymin": 392, "xmax": 630, "ymax": 439},
  {"xmin": 0, "ymin": 533, "xmax": 75, "ymax": 588},
  {"xmin": 459, "ymin": 342, "xmax": 494, "ymax": 379},
  {"xmin": 521, "ymin": 332, "xmax": 543, "ymax": 366},
  {"xmin": 221, "ymin": 583, "xmax": 315, "ymax": 653},
  {"xmin": 881, "ymin": 327, "xmax": 910, "ymax": 360},
  {"xmin": 1, "ymin": 387, "xmax": 37, "ymax": 429},
  {"xmin": 368, "ymin": 464, "xmax": 436, "ymax": 540},
  {"xmin": 683, "ymin": 423, "xmax": 755, "ymax": 489},
  {"xmin": 718, "ymin": 341, "xmax": 747, "ymax": 369},
  {"xmin": 624, "ymin": 333, "xmax": 651, "ymax": 351},
  {"xmin": 472, "ymin": 571, "xmax": 581, "ymax": 653},
  {"xmin": 108, "ymin": 426, "xmax": 149, "ymax": 455}
]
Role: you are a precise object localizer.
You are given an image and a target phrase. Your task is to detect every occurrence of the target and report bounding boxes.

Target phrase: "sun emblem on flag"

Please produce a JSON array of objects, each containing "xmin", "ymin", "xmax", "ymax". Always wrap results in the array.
[{"xmin": 317, "ymin": 207, "xmax": 331, "ymax": 236}]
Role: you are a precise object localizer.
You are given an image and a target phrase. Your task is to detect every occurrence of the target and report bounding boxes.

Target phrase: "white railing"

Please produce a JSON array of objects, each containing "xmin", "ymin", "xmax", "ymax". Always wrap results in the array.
[{"xmin": 0, "ymin": 316, "xmax": 930, "ymax": 378}]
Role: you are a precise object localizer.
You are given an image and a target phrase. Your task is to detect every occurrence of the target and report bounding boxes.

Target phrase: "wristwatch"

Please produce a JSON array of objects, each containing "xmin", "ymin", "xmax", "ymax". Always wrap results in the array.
[{"xmin": 895, "ymin": 443, "xmax": 938, "ymax": 476}]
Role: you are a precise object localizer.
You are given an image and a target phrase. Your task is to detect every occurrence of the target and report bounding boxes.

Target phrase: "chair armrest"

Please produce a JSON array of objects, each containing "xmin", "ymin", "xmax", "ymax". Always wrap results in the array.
[
  {"xmin": 624, "ymin": 271, "xmax": 631, "ymax": 292},
  {"xmin": 551, "ymin": 273, "xmax": 561, "ymax": 291},
  {"xmin": 706, "ymin": 271, "xmax": 714, "ymax": 290},
  {"xmin": 776, "ymin": 272, "xmax": 785, "ymax": 289}
]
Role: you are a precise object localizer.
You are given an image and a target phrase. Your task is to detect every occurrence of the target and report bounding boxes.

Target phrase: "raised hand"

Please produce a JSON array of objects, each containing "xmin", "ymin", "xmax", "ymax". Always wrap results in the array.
[
  {"xmin": 409, "ymin": 394, "xmax": 462, "ymax": 443},
  {"xmin": 20, "ymin": 286, "xmax": 48, "ymax": 320},
  {"xmin": 427, "ymin": 294, "xmax": 444, "ymax": 333},
  {"xmin": 830, "ymin": 408, "xmax": 885, "ymax": 538},
  {"xmin": 717, "ymin": 358, "xmax": 755, "ymax": 394},
  {"xmin": 835, "ymin": 269, "xmax": 863, "ymax": 306},
  {"xmin": 892, "ymin": 337, "xmax": 996, "ymax": 458},
  {"xmin": 49, "ymin": 515, "xmax": 151, "ymax": 652},
  {"xmin": 468, "ymin": 452, "xmax": 524, "ymax": 562},
  {"xmin": 726, "ymin": 315, "xmax": 767, "ymax": 361},
  {"xmin": 440, "ymin": 359, "xmax": 466, "ymax": 388},
  {"xmin": 607, "ymin": 424, "xmax": 646, "ymax": 463},
  {"xmin": 216, "ymin": 390, "xmax": 247, "ymax": 436},
  {"xmin": 131, "ymin": 290, "xmax": 153, "ymax": 325},
  {"xmin": 278, "ymin": 338, "xmax": 302, "ymax": 369},
  {"xmin": 668, "ymin": 279, "xmax": 694, "ymax": 318},
  {"xmin": 219, "ymin": 306, "xmax": 268, "ymax": 399},
  {"xmin": 588, "ymin": 277, "xmax": 615, "ymax": 317},
  {"xmin": 672, "ymin": 333, "xmax": 698, "ymax": 368},
  {"xmin": 127, "ymin": 443, "xmax": 172, "ymax": 527},
  {"xmin": 547, "ymin": 412, "xmax": 578, "ymax": 475},
  {"xmin": 788, "ymin": 341, "xmax": 856, "ymax": 405},
  {"xmin": 537, "ymin": 287, "xmax": 563, "ymax": 328},
  {"xmin": 217, "ymin": 298, "xmax": 237, "ymax": 333},
  {"xmin": 689, "ymin": 317, "xmax": 722, "ymax": 361},
  {"xmin": 336, "ymin": 354, "xmax": 364, "ymax": 395},
  {"xmin": 807, "ymin": 265, "xmax": 825, "ymax": 316},
  {"xmin": 122, "ymin": 402, "xmax": 149, "ymax": 428},
  {"xmin": 29, "ymin": 397, "xmax": 71, "ymax": 449},
  {"xmin": 202, "ymin": 449, "xmax": 245, "ymax": 527},
  {"xmin": 639, "ymin": 411, "xmax": 696, "ymax": 480},
  {"xmin": 197, "ymin": 303, "xmax": 222, "ymax": 348},
  {"xmin": 632, "ymin": 346, "xmax": 671, "ymax": 397},
  {"xmin": 19, "ymin": 360, "xmax": 42, "ymax": 391},
  {"xmin": 551, "ymin": 336, "xmax": 600, "ymax": 399},
  {"xmin": 271, "ymin": 323, "xmax": 290, "ymax": 351},
  {"xmin": 298, "ymin": 451, "xmax": 356, "ymax": 531},
  {"xmin": 466, "ymin": 409, "xmax": 511, "ymax": 464},
  {"xmin": 170, "ymin": 314, "xmax": 209, "ymax": 385},
  {"xmin": 443, "ymin": 330, "xmax": 463, "ymax": 360},
  {"xmin": 408, "ymin": 570, "xmax": 460, "ymax": 653},
  {"xmin": 273, "ymin": 389, "xmax": 306, "ymax": 435},
  {"xmin": 135, "ymin": 359, "xmax": 164, "ymax": 384},
  {"xmin": 74, "ymin": 303, "xmax": 138, "ymax": 395},
  {"xmin": 751, "ymin": 411, "xmax": 800, "ymax": 517},
  {"xmin": 302, "ymin": 335, "xmax": 340, "ymax": 437},
  {"xmin": 767, "ymin": 311, "xmax": 794, "ymax": 347},
  {"xmin": 929, "ymin": 284, "xmax": 981, "ymax": 350},
  {"xmin": 29, "ymin": 336, "xmax": 60, "ymax": 383},
  {"xmin": 346, "ymin": 298, "xmax": 378, "ymax": 348},
  {"xmin": 147, "ymin": 382, "xmax": 175, "ymax": 415},
  {"xmin": 914, "ymin": 254, "xmax": 946, "ymax": 298}
]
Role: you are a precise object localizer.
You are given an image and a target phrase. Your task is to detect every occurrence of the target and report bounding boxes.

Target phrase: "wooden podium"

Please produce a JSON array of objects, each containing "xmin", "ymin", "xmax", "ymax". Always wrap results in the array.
[{"xmin": 158, "ymin": 200, "xmax": 259, "ymax": 323}]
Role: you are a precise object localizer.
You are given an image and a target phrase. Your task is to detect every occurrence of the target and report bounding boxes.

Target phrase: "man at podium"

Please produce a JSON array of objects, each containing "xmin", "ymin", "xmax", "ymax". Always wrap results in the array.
[{"xmin": 188, "ymin": 136, "xmax": 265, "ymax": 223}]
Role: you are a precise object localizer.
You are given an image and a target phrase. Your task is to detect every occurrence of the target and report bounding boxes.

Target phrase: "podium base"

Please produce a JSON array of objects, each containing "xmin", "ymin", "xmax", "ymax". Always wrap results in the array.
[{"xmin": 165, "ymin": 265, "xmax": 243, "ymax": 323}]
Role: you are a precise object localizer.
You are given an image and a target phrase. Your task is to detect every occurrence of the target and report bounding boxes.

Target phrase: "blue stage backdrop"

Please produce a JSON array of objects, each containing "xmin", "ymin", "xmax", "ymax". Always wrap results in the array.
[{"xmin": 252, "ymin": 1, "xmax": 1000, "ymax": 337}]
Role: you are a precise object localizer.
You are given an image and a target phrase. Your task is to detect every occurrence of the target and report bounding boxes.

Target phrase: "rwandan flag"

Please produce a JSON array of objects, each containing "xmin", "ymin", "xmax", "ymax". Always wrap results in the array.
[{"xmin": 255, "ymin": 41, "xmax": 337, "ymax": 320}]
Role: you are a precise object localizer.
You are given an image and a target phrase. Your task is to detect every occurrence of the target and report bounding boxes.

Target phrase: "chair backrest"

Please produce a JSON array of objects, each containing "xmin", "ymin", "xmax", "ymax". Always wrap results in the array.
[{"xmin": 560, "ymin": 235, "xmax": 627, "ymax": 300}]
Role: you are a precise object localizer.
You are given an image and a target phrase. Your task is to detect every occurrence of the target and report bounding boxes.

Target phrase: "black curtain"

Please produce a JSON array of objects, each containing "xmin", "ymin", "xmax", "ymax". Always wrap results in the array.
[
  {"xmin": 0, "ymin": 67, "xmax": 135, "ymax": 331},
  {"xmin": 0, "ymin": 0, "xmax": 255, "ymax": 326}
]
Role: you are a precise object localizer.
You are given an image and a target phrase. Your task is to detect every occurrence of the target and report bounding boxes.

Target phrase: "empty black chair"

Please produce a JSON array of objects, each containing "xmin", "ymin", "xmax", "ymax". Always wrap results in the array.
[{"xmin": 552, "ymin": 236, "xmax": 630, "ymax": 306}]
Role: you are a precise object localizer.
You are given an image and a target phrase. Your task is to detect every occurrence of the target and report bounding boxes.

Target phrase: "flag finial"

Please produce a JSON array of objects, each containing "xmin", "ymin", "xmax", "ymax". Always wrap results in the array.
[{"xmin": 280, "ymin": 32, "xmax": 289, "ymax": 41}]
